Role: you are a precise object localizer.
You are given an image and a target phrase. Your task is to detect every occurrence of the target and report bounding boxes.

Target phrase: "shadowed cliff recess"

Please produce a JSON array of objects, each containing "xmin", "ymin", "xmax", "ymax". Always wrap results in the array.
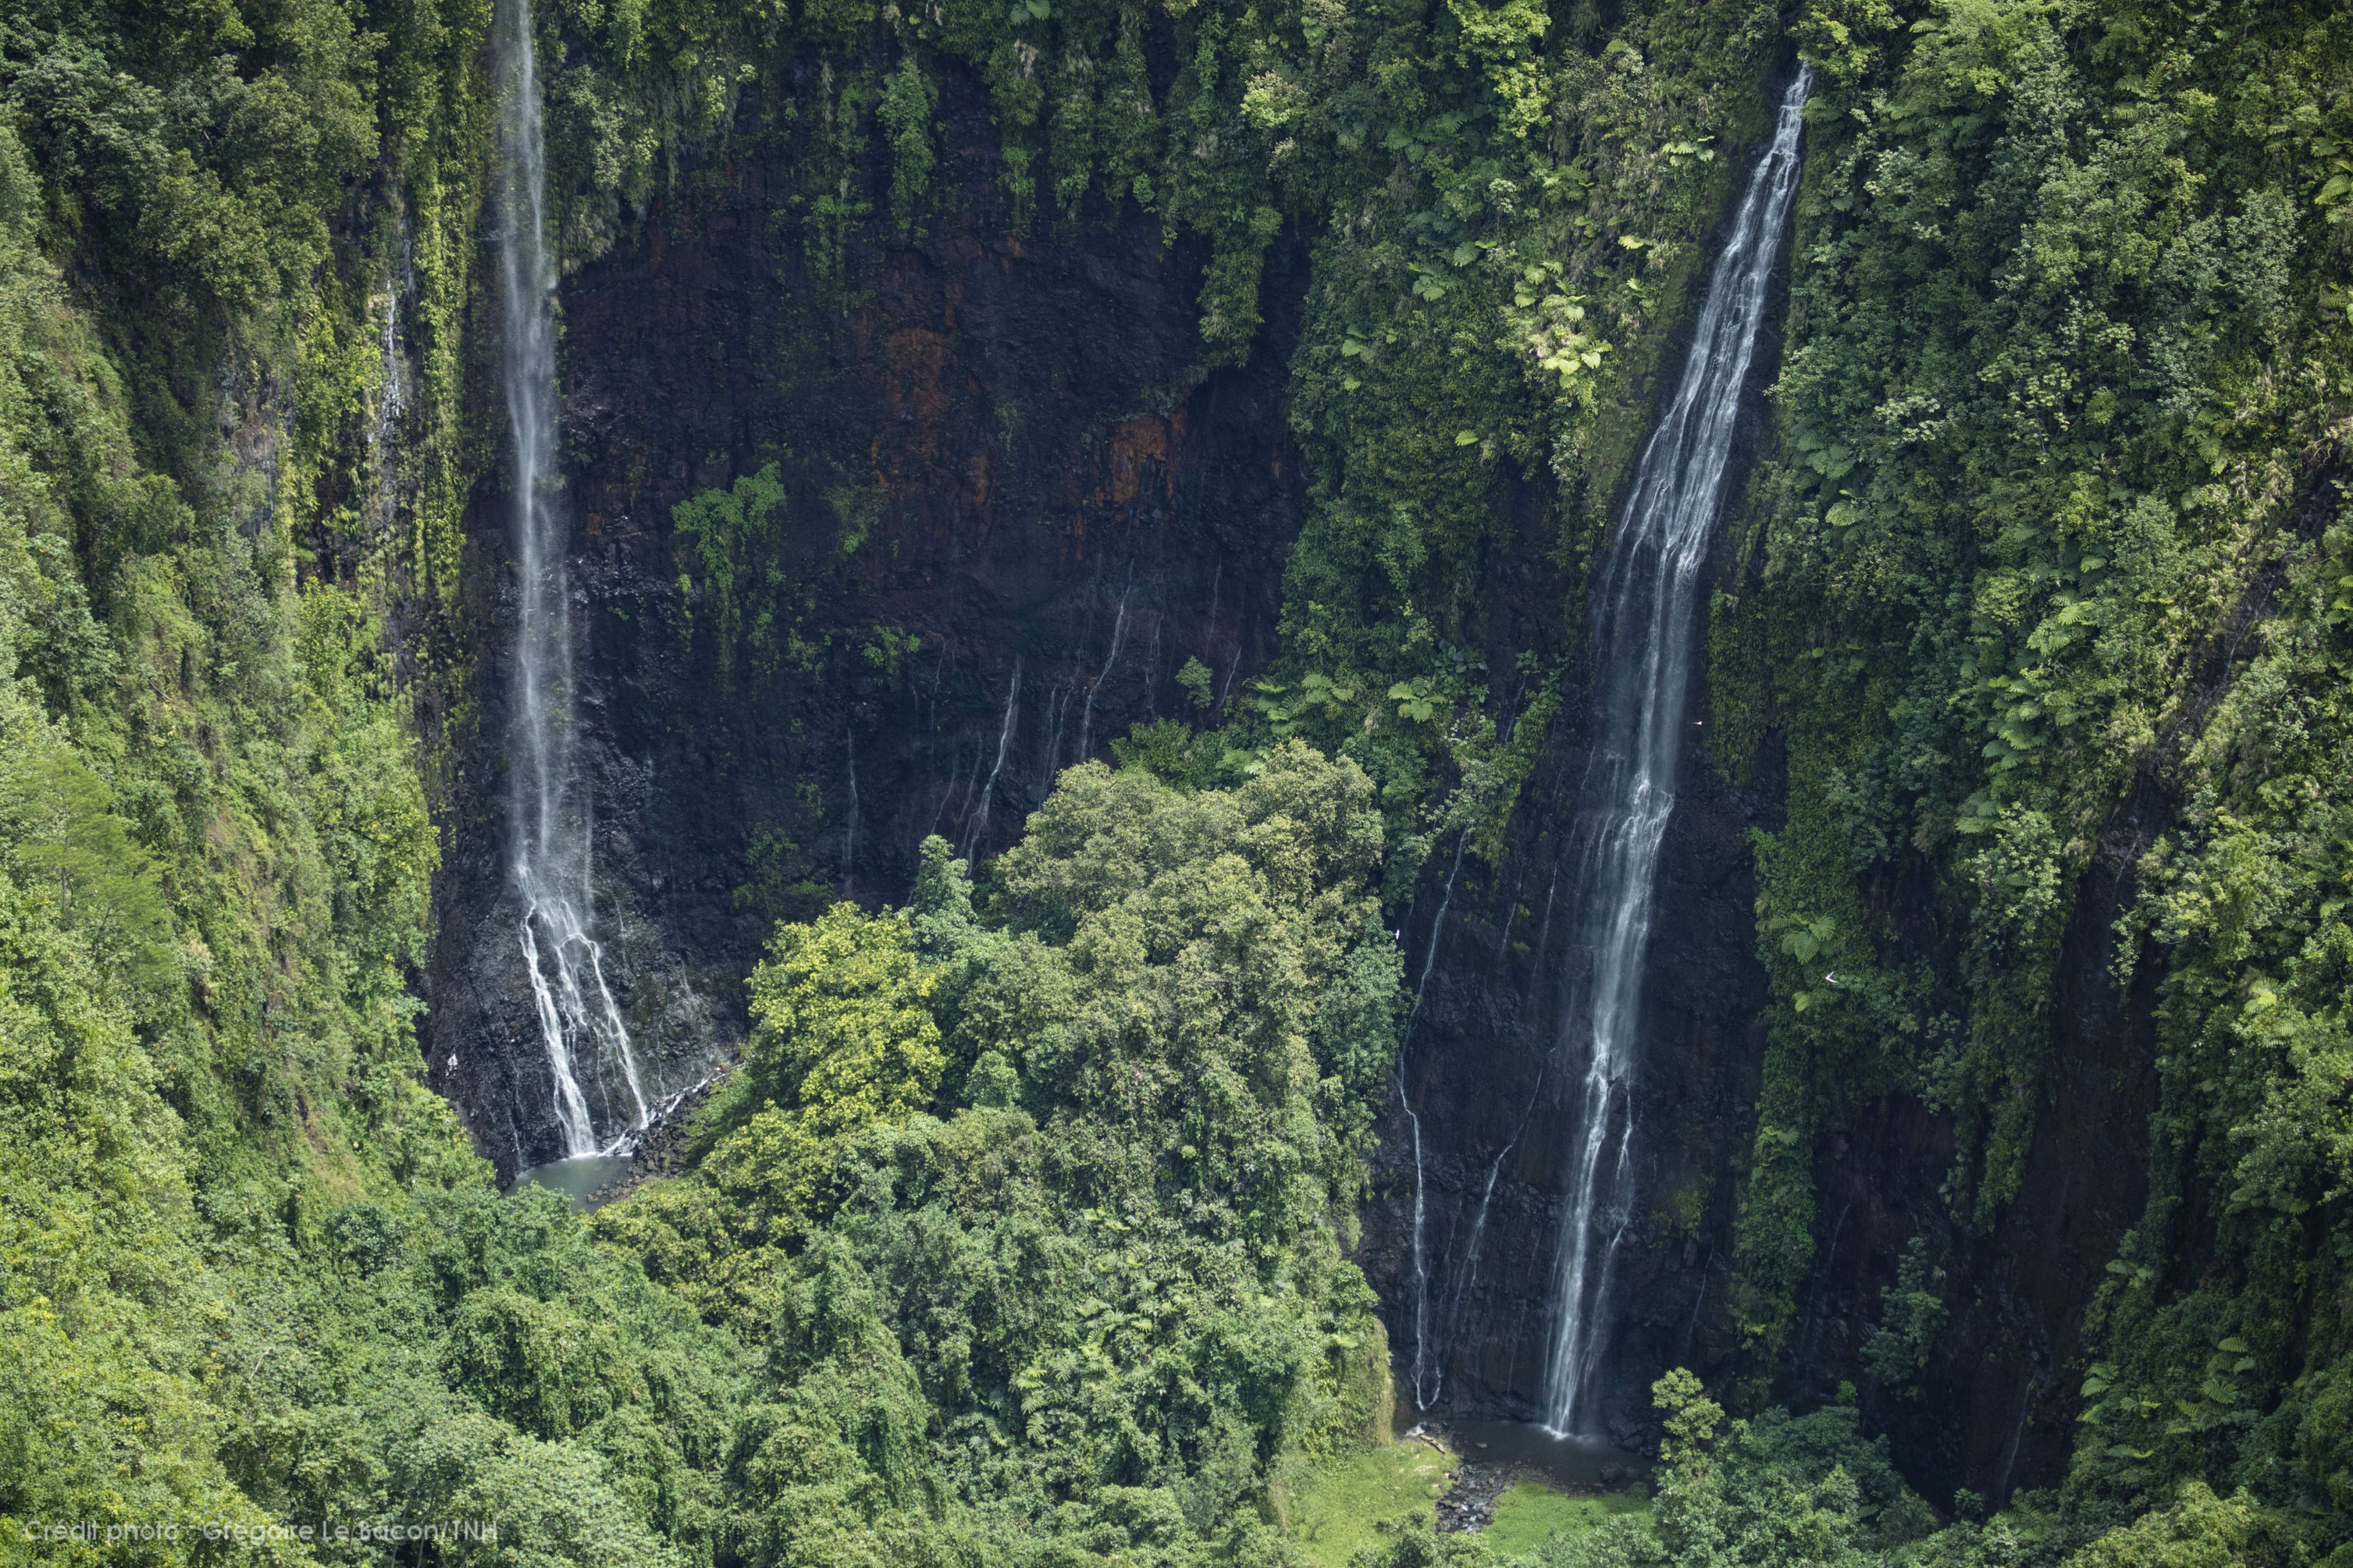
[{"xmin": 424, "ymin": 51, "xmax": 1312, "ymax": 1175}]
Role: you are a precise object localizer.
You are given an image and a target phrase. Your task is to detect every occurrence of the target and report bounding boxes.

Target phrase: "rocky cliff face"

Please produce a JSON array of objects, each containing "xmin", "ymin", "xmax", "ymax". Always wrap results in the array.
[
  {"xmin": 423, "ymin": 62, "xmax": 1309, "ymax": 1178},
  {"xmin": 1349, "ymin": 398, "xmax": 1782, "ymax": 1446},
  {"xmin": 1770, "ymin": 482, "xmax": 2332, "ymax": 1506},
  {"xmin": 1774, "ymin": 811, "xmax": 2164, "ymax": 1506},
  {"xmin": 1358, "ymin": 583, "xmax": 2164, "ymax": 1506},
  {"xmin": 1343, "ymin": 149, "xmax": 2171, "ymax": 1504}
]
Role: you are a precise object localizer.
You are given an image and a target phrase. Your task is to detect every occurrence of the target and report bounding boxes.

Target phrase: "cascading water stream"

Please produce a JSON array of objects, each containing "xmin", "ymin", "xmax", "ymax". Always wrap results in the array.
[
  {"xmin": 1539, "ymin": 67, "xmax": 1810, "ymax": 1435},
  {"xmin": 1405, "ymin": 833, "xmax": 1469, "ymax": 1409},
  {"xmin": 964, "ymin": 659, "xmax": 1021, "ymax": 858},
  {"xmin": 496, "ymin": 0, "xmax": 647, "ymax": 1161}
]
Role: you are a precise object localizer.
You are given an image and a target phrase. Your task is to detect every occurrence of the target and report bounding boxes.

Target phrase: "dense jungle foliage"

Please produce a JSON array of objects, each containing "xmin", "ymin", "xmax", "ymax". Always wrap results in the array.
[
  {"xmin": 1708, "ymin": 0, "xmax": 2353, "ymax": 1532},
  {"xmin": 2, "ymin": 0, "xmax": 2351, "ymax": 1558},
  {"xmin": 3, "ymin": 707, "xmax": 1409, "ymax": 1559}
]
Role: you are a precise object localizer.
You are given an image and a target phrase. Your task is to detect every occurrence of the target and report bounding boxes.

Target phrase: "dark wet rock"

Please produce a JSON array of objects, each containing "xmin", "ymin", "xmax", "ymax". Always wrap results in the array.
[
  {"xmin": 425, "ymin": 60, "xmax": 1308, "ymax": 1182},
  {"xmin": 583, "ymin": 1065, "xmax": 735, "ymax": 1208},
  {"xmin": 1344, "ymin": 119, "xmax": 2162, "ymax": 1514},
  {"xmin": 1434, "ymin": 1461, "xmax": 1508, "ymax": 1535}
]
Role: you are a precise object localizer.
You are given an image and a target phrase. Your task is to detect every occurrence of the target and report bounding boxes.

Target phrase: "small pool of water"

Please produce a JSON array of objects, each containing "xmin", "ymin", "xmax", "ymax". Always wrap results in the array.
[
  {"xmin": 1447, "ymin": 1420, "xmax": 1649, "ymax": 1491},
  {"xmin": 513, "ymin": 1153, "xmax": 631, "ymax": 1211}
]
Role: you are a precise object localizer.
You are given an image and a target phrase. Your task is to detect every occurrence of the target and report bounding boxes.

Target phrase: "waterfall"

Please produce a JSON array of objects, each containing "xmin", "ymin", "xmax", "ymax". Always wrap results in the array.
[
  {"xmin": 1406, "ymin": 833, "xmax": 1469, "ymax": 1043},
  {"xmin": 497, "ymin": 0, "xmax": 647, "ymax": 1161},
  {"xmin": 1406, "ymin": 1108, "xmax": 1433, "ymax": 1406},
  {"xmin": 1540, "ymin": 67, "xmax": 1811, "ymax": 1435}
]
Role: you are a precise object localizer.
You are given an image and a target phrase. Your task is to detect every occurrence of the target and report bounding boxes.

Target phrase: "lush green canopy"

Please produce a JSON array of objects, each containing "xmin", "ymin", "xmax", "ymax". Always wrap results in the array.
[{"xmin": 595, "ymin": 747, "xmax": 1400, "ymax": 1561}]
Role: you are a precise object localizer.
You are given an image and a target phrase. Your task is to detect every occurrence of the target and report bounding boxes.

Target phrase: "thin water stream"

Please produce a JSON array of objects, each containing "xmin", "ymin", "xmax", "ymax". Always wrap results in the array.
[
  {"xmin": 1539, "ymin": 68, "xmax": 1811, "ymax": 1435},
  {"xmin": 497, "ymin": 0, "xmax": 647, "ymax": 1161}
]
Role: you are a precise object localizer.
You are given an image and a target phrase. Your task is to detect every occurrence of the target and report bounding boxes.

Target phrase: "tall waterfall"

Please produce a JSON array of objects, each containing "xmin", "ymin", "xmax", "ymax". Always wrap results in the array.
[
  {"xmin": 496, "ymin": 0, "xmax": 648, "ymax": 1159},
  {"xmin": 1540, "ymin": 67, "xmax": 1810, "ymax": 1434}
]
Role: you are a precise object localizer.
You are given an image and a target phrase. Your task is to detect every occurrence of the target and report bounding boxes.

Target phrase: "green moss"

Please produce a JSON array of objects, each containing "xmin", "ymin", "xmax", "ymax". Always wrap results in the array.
[
  {"xmin": 1287, "ymin": 1439, "xmax": 1459, "ymax": 1567},
  {"xmin": 672, "ymin": 460, "xmax": 791, "ymax": 688},
  {"xmin": 1722, "ymin": 0, "xmax": 2353, "ymax": 1442},
  {"xmin": 1480, "ymin": 1481, "xmax": 1650, "ymax": 1558}
]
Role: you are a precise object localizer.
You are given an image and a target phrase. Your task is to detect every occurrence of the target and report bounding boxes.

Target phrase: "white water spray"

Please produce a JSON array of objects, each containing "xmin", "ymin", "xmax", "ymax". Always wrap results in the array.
[
  {"xmin": 1540, "ymin": 69, "xmax": 1810, "ymax": 1434},
  {"xmin": 497, "ymin": 0, "xmax": 647, "ymax": 1160},
  {"xmin": 1407, "ymin": 1108, "xmax": 1433, "ymax": 1406}
]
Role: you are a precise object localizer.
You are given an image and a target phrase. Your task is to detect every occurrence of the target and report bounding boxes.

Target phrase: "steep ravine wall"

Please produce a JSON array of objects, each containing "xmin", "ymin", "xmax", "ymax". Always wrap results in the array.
[
  {"xmin": 1360, "ymin": 430, "xmax": 2170, "ymax": 1510},
  {"xmin": 1772, "ymin": 803, "xmax": 2165, "ymax": 1509},
  {"xmin": 1353, "ymin": 593, "xmax": 1782, "ymax": 1443},
  {"xmin": 423, "ymin": 63, "xmax": 1311, "ymax": 1177},
  {"xmin": 1806, "ymin": 477, "xmax": 2346, "ymax": 1509},
  {"xmin": 1350, "ymin": 164, "xmax": 1789, "ymax": 1441},
  {"xmin": 1346, "ymin": 102, "xmax": 2176, "ymax": 1513}
]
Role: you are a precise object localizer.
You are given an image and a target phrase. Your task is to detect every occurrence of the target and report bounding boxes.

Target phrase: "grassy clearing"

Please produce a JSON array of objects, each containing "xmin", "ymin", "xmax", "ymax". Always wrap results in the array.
[
  {"xmin": 1289, "ymin": 1439, "xmax": 1460, "ymax": 1567},
  {"xmin": 1479, "ymin": 1480, "xmax": 1652, "ymax": 1558}
]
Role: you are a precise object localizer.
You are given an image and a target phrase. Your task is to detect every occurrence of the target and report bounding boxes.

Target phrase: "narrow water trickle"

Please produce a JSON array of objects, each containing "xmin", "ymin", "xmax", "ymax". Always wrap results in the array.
[
  {"xmin": 498, "ymin": 0, "xmax": 647, "ymax": 1161},
  {"xmin": 373, "ymin": 222, "xmax": 409, "ymax": 536},
  {"xmin": 965, "ymin": 659, "xmax": 1021, "ymax": 858},
  {"xmin": 843, "ymin": 732, "xmax": 861, "ymax": 877},
  {"xmin": 1408, "ymin": 833, "xmax": 1470, "ymax": 1039},
  {"xmin": 1406, "ymin": 1108, "xmax": 1434, "ymax": 1407},
  {"xmin": 1539, "ymin": 67, "xmax": 1810, "ymax": 1435},
  {"xmin": 1438, "ymin": 1137, "xmax": 1519, "ymax": 1404},
  {"xmin": 1404, "ymin": 832, "xmax": 1469, "ymax": 1409},
  {"xmin": 1077, "ymin": 583, "xmax": 1131, "ymax": 763}
]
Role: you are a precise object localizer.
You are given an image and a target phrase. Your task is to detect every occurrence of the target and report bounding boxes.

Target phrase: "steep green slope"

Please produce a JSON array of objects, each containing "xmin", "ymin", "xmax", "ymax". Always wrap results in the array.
[
  {"xmin": 0, "ymin": 0, "xmax": 499, "ymax": 1550},
  {"xmin": 1707, "ymin": 0, "xmax": 2353, "ymax": 1527},
  {"xmin": 0, "ymin": 2, "xmax": 781, "ymax": 1562}
]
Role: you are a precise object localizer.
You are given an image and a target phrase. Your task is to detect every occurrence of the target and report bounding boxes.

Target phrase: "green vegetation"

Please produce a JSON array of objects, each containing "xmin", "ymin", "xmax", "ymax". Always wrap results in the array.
[
  {"xmin": 635, "ymin": 0, "xmax": 2353, "ymax": 1552},
  {"xmin": 2, "ymin": 624, "xmax": 1404, "ymax": 1561},
  {"xmin": 0, "ymin": 0, "xmax": 498, "ymax": 1553},
  {"xmin": 1282, "ymin": 1445, "xmax": 1650, "ymax": 1566},
  {"xmin": 1335, "ymin": 1373, "xmax": 2325, "ymax": 1567},
  {"xmin": 1286, "ymin": 1439, "xmax": 1458, "ymax": 1566},
  {"xmin": 1701, "ymin": 0, "xmax": 2353, "ymax": 1539},
  {"xmin": 4, "ymin": 0, "xmax": 2352, "ymax": 1561},
  {"xmin": 629, "ymin": 0, "xmax": 1794, "ymax": 885},
  {"xmin": 592, "ymin": 748, "xmax": 1401, "ymax": 1559},
  {"xmin": 1477, "ymin": 1484, "xmax": 1647, "ymax": 1559}
]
